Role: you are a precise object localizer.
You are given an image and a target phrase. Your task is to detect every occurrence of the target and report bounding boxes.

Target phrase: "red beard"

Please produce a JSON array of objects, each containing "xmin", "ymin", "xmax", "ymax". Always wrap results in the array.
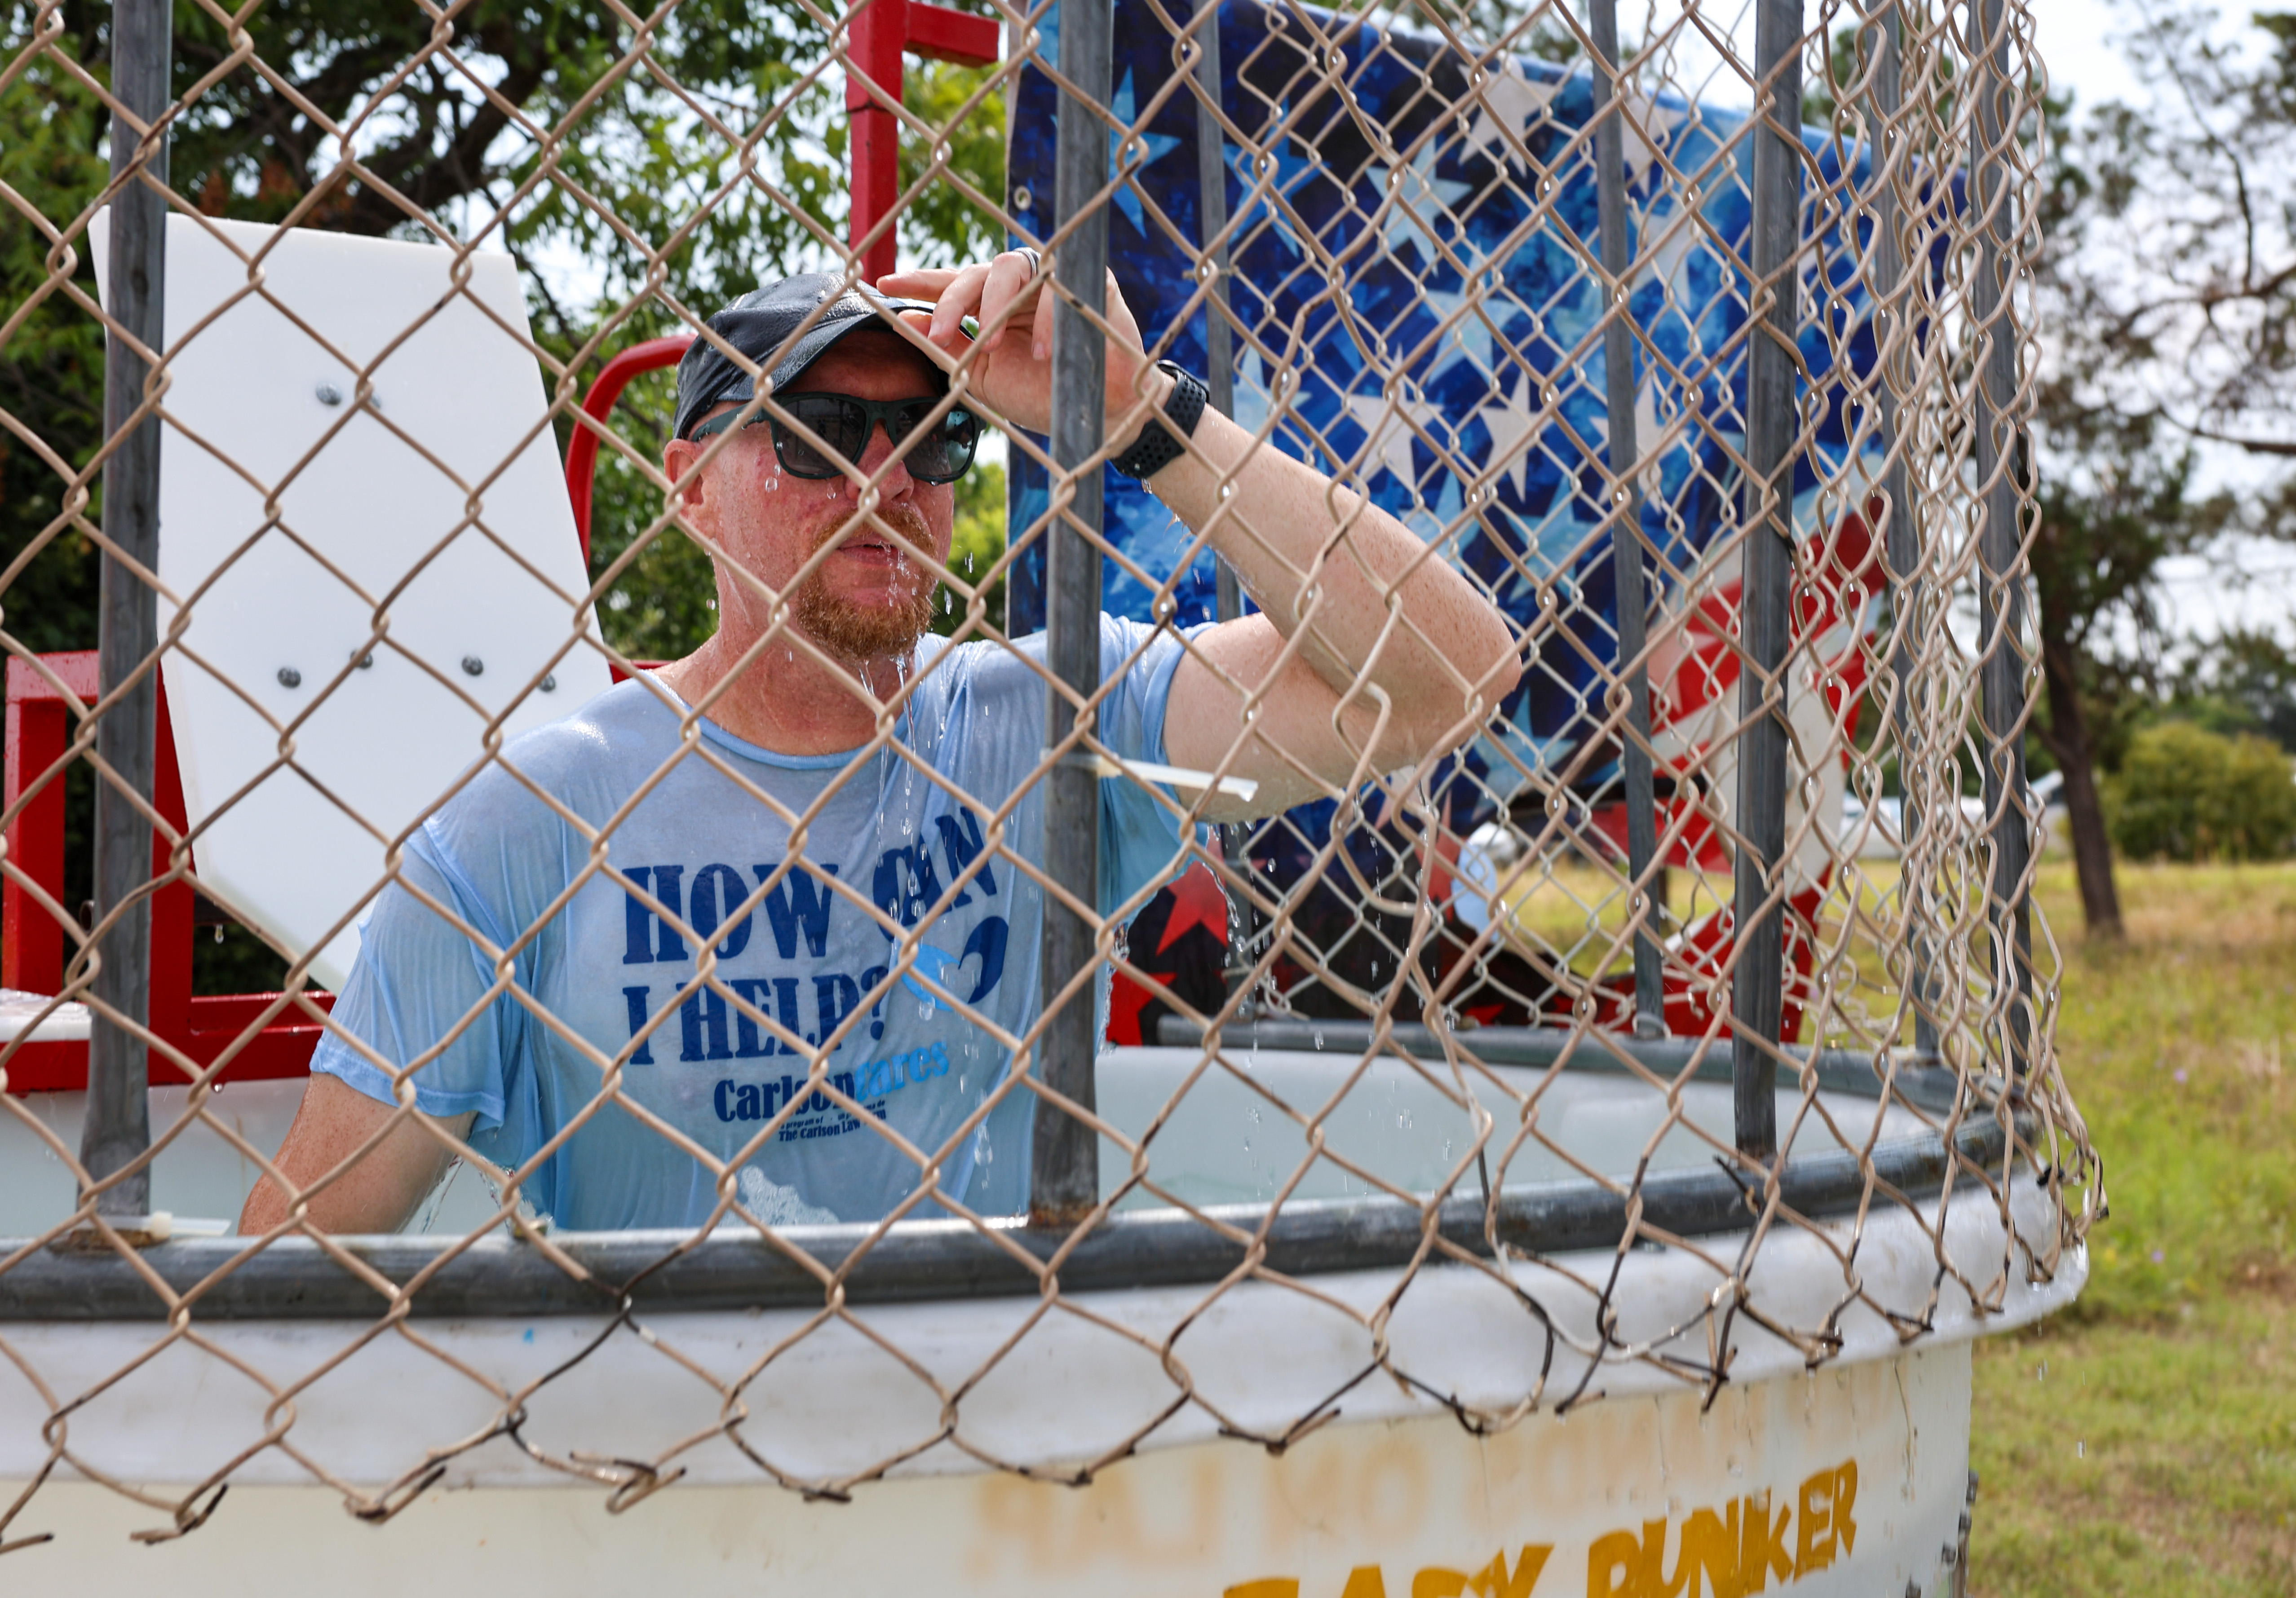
[{"xmin": 788, "ymin": 501, "xmax": 938, "ymax": 663}]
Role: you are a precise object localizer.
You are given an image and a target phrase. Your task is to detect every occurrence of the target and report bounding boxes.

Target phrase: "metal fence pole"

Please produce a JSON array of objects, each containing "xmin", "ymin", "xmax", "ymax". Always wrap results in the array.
[
  {"xmin": 1588, "ymin": 0, "xmax": 1664, "ymax": 1039},
  {"xmin": 1729, "ymin": 0, "xmax": 1802, "ymax": 1160},
  {"xmin": 83, "ymin": 0, "xmax": 171, "ymax": 1219},
  {"xmin": 1193, "ymin": 0, "xmax": 1242, "ymax": 627},
  {"xmin": 1031, "ymin": 0, "xmax": 1113, "ymax": 1227},
  {"xmin": 1970, "ymin": 0, "xmax": 2032, "ymax": 1074},
  {"xmin": 1193, "ymin": 0, "xmax": 1266, "ymax": 1017},
  {"xmin": 1865, "ymin": 0, "xmax": 1941, "ymax": 1059}
]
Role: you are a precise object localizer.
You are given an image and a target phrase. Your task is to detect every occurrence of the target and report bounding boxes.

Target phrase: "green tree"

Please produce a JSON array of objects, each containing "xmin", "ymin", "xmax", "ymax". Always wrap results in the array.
[
  {"xmin": 0, "ymin": 0, "xmax": 1008, "ymax": 986},
  {"xmin": 2165, "ymin": 625, "xmax": 2296, "ymax": 752},
  {"xmin": 2105, "ymin": 720, "xmax": 2296, "ymax": 862},
  {"xmin": 2025, "ymin": 415, "xmax": 2233, "ymax": 939},
  {"xmin": 3, "ymin": 0, "xmax": 1008, "ymax": 658},
  {"xmin": 2026, "ymin": 3, "xmax": 2296, "ymax": 937}
]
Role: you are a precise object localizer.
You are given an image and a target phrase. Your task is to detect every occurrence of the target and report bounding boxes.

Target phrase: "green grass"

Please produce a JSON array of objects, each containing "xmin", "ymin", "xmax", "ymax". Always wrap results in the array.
[{"xmin": 1971, "ymin": 860, "xmax": 2296, "ymax": 1595}]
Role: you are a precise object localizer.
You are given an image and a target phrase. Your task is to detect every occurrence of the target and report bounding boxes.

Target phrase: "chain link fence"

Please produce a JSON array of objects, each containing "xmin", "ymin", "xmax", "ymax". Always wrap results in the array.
[{"xmin": 0, "ymin": 0, "xmax": 2093, "ymax": 1550}]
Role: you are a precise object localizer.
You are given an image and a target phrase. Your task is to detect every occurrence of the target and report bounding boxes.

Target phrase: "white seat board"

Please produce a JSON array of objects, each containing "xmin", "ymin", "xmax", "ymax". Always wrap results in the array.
[{"xmin": 97, "ymin": 216, "xmax": 611, "ymax": 989}]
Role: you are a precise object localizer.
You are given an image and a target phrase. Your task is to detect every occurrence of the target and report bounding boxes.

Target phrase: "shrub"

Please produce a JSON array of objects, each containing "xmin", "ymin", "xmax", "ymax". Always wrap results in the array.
[{"xmin": 2105, "ymin": 721, "xmax": 2296, "ymax": 861}]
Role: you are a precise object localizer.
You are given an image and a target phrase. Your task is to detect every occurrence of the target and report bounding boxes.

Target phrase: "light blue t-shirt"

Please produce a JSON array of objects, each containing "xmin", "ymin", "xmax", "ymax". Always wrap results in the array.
[{"xmin": 311, "ymin": 617, "xmax": 1197, "ymax": 1230}]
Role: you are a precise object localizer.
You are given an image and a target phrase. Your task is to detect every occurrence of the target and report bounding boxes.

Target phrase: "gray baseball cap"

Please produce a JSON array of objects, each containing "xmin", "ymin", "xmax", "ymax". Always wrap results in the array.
[{"xmin": 671, "ymin": 274, "xmax": 942, "ymax": 441}]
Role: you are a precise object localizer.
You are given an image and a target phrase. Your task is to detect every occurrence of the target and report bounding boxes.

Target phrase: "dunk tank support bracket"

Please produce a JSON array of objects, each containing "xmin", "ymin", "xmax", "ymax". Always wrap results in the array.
[
  {"xmin": 1729, "ymin": 0, "xmax": 1804, "ymax": 1162},
  {"xmin": 84, "ymin": 0, "xmax": 172, "ymax": 1215},
  {"xmin": 1865, "ymin": 0, "xmax": 1944, "ymax": 1060},
  {"xmin": 1588, "ymin": 0, "xmax": 1665, "ymax": 1041},
  {"xmin": 1031, "ymin": 0, "xmax": 1113, "ymax": 1229},
  {"xmin": 565, "ymin": 333, "xmax": 698, "ymax": 564},
  {"xmin": 1969, "ymin": 0, "xmax": 2035, "ymax": 1077}
]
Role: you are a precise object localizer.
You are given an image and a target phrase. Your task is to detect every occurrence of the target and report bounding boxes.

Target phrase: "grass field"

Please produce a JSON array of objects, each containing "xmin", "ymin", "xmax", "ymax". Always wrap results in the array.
[{"xmin": 1969, "ymin": 861, "xmax": 2296, "ymax": 1595}]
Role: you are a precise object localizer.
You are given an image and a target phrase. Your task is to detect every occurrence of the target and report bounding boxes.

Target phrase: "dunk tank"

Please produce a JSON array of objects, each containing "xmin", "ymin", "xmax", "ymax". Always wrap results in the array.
[{"xmin": 0, "ymin": 0, "xmax": 2092, "ymax": 1591}]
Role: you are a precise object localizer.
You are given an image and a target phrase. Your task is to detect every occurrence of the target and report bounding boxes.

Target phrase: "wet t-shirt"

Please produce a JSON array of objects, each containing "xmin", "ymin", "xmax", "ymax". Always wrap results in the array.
[{"xmin": 310, "ymin": 617, "xmax": 1198, "ymax": 1230}]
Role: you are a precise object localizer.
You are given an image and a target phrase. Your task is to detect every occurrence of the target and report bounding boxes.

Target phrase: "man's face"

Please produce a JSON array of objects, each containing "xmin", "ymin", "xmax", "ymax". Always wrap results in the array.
[{"xmin": 678, "ymin": 328, "xmax": 958, "ymax": 664}]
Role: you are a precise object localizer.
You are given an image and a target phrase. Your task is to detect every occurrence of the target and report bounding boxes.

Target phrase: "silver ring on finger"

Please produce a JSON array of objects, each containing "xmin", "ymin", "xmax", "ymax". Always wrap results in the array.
[{"xmin": 1014, "ymin": 245, "xmax": 1042, "ymax": 277}]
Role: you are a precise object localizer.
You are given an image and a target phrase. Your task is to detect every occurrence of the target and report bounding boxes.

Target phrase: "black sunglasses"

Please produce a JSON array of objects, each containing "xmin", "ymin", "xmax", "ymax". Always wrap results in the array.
[{"xmin": 688, "ymin": 392, "xmax": 980, "ymax": 484}]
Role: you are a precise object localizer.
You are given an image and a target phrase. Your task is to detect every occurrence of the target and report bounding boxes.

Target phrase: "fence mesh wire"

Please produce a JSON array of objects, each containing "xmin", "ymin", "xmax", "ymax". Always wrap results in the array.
[{"xmin": 0, "ymin": 0, "xmax": 2093, "ymax": 1534}]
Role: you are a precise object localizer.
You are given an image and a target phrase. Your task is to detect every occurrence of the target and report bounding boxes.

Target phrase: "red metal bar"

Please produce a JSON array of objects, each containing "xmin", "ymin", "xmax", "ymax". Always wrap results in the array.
[
  {"xmin": 905, "ymin": 3, "xmax": 1000, "ymax": 66},
  {"xmin": 844, "ymin": 2, "xmax": 999, "ymax": 283},
  {"xmin": 148, "ymin": 684, "xmax": 190, "ymax": 1044},
  {"xmin": 848, "ymin": 0, "xmax": 908, "ymax": 284},
  {"xmin": 3, "ymin": 652, "xmax": 335, "ymax": 1095},
  {"xmin": 2, "ymin": 653, "xmax": 90, "ymax": 994},
  {"xmin": 564, "ymin": 334, "xmax": 698, "ymax": 563}
]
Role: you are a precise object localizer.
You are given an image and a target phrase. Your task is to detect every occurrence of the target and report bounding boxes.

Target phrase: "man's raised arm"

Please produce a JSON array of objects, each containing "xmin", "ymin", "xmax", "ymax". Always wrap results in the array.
[{"xmin": 880, "ymin": 253, "xmax": 1522, "ymax": 818}]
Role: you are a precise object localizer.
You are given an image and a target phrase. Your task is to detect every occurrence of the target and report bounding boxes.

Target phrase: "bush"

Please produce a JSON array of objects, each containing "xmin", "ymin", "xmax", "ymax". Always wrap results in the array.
[{"xmin": 2106, "ymin": 721, "xmax": 2296, "ymax": 861}]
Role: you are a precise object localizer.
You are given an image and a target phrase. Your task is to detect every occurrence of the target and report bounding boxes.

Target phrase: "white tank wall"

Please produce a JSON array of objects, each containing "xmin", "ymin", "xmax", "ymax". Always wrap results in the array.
[
  {"xmin": 0, "ymin": 1342, "xmax": 1979, "ymax": 1597},
  {"xmin": 1097, "ymin": 1046, "xmax": 1925, "ymax": 1207},
  {"xmin": 0, "ymin": 1049, "xmax": 2074, "ymax": 1592},
  {"xmin": 0, "ymin": 1047, "xmax": 1925, "ymax": 1234},
  {"xmin": 0, "ymin": 1079, "xmax": 505, "ymax": 1237}
]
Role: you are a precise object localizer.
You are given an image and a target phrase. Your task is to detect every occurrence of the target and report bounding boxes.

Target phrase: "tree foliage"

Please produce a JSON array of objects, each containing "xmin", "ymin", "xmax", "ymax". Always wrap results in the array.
[
  {"xmin": 2046, "ymin": 6, "xmax": 2296, "ymax": 474},
  {"xmin": 0, "ymin": 0, "xmax": 1007, "ymax": 988},
  {"xmin": 2167, "ymin": 625, "xmax": 2296, "ymax": 751},
  {"xmin": 1, "ymin": 0, "xmax": 1007, "ymax": 663},
  {"xmin": 2106, "ymin": 720, "xmax": 2296, "ymax": 862},
  {"xmin": 2022, "ymin": 3, "xmax": 2296, "ymax": 935}
]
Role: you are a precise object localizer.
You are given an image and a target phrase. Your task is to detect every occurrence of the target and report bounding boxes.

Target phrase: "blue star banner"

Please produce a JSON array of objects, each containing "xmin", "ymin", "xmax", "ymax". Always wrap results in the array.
[{"xmin": 1004, "ymin": 0, "xmax": 1898, "ymax": 814}]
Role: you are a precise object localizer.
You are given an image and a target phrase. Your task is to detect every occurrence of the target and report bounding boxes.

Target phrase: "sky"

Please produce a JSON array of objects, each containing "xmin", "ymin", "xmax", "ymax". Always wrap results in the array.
[
  {"xmin": 2026, "ymin": 0, "xmax": 2147, "ymax": 110},
  {"xmin": 2025, "ymin": 0, "xmax": 2296, "ymax": 653}
]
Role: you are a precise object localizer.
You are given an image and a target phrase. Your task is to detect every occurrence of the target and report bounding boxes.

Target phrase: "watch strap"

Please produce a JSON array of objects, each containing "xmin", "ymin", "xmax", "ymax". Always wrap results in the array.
[{"xmin": 1109, "ymin": 361, "xmax": 1209, "ymax": 479}]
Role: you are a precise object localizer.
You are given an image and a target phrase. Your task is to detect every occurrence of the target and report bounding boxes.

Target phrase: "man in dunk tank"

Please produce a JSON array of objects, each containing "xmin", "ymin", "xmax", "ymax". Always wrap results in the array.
[{"xmin": 1003, "ymin": 0, "xmax": 1895, "ymax": 1043}]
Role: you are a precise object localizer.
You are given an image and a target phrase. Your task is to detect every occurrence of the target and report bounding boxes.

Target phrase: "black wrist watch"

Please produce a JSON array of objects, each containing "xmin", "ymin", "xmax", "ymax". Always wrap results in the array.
[{"xmin": 1109, "ymin": 361, "xmax": 1210, "ymax": 479}]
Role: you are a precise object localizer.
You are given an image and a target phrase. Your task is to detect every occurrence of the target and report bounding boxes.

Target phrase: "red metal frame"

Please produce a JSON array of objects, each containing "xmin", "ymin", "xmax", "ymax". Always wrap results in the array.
[
  {"xmin": 845, "ymin": 0, "xmax": 1000, "ymax": 283},
  {"xmin": 3, "ymin": 653, "xmax": 333, "ymax": 1095},
  {"xmin": 566, "ymin": 335, "xmax": 697, "ymax": 561}
]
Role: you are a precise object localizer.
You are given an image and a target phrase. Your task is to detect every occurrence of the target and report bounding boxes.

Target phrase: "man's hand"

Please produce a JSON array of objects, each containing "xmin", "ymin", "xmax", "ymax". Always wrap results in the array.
[
  {"xmin": 239, "ymin": 1074, "xmax": 474, "ymax": 1236},
  {"xmin": 881, "ymin": 251, "xmax": 1524, "ymax": 822},
  {"xmin": 877, "ymin": 254, "xmax": 1166, "ymax": 448}
]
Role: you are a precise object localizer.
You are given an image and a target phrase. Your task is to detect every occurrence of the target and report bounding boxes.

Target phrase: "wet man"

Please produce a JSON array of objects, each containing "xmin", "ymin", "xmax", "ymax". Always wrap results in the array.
[{"xmin": 240, "ymin": 252, "xmax": 1519, "ymax": 1234}]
